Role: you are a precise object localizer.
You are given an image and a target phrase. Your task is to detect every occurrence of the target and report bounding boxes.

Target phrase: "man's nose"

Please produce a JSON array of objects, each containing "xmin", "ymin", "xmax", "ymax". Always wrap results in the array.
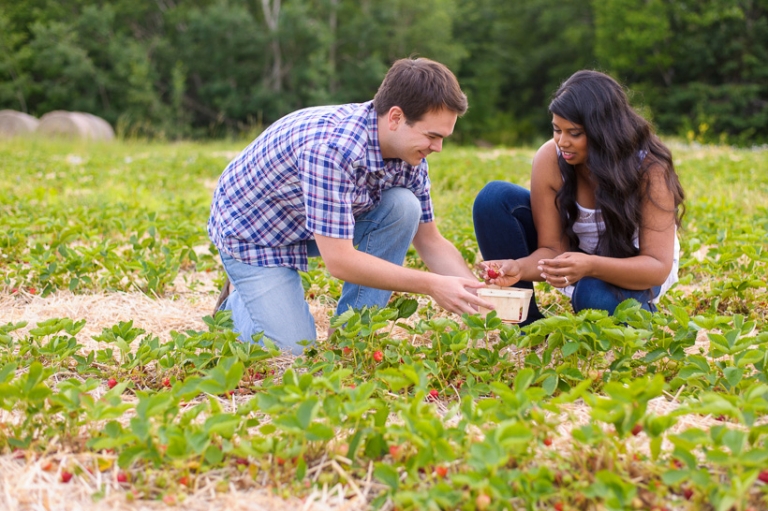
[{"xmin": 431, "ymin": 139, "xmax": 443, "ymax": 152}]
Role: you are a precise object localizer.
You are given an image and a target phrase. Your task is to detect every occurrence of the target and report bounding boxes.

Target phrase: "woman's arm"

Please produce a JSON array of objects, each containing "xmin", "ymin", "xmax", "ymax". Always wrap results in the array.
[
  {"xmin": 482, "ymin": 140, "xmax": 569, "ymax": 286},
  {"xmin": 538, "ymin": 162, "xmax": 677, "ymax": 290}
]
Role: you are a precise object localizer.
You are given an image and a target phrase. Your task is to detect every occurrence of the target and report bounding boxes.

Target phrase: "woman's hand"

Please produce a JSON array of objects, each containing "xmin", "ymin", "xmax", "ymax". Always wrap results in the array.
[
  {"xmin": 538, "ymin": 252, "xmax": 592, "ymax": 288},
  {"xmin": 476, "ymin": 259, "xmax": 523, "ymax": 287}
]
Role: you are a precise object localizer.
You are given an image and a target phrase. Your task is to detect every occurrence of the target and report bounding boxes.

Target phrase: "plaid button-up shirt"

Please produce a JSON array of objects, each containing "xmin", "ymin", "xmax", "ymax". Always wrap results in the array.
[{"xmin": 208, "ymin": 101, "xmax": 434, "ymax": 271}]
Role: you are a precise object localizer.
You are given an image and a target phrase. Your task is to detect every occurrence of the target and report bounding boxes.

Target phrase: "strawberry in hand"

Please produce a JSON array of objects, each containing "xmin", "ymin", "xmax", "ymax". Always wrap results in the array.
[
  {"xmin": 479, "ymin": 262, "xmax": 502, "ymax": 282},
  {"xmin": 476, "ymin": 259, "xmax": 523, "ymax": 287}
]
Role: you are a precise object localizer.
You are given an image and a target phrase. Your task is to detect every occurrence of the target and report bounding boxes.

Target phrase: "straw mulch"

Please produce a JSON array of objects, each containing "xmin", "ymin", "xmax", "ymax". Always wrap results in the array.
[{"xmin": 0, "ymin": 449, "xmax": 368, "ymax": 510}]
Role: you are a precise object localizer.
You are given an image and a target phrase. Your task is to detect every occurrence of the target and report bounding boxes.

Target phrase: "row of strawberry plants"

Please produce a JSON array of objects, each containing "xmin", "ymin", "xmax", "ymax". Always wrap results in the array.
[
  {"xmin": 2, "ymin": 303, "xmax": 768, "ymax": 509},
  {"xmin": 3, "ymin": 145, "xmax": 766, "ymax": 323}
]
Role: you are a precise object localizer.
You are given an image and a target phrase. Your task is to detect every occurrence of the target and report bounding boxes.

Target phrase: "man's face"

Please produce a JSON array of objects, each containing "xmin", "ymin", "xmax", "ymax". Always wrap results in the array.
[{"xmin": 383, "ymin": 107, "xmax": 458, "ymax": 166}]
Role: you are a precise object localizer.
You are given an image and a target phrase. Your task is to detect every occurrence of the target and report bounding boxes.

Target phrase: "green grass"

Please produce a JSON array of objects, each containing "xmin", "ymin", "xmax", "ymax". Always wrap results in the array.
[{"xmin": 1, "ymin": 138, "xmax": 768, "ymax": 510}]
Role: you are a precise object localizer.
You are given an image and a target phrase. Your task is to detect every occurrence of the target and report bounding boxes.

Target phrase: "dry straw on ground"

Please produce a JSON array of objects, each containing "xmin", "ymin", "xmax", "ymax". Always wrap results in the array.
[{"xmin": 0, "ymin": 110, "xmax": 39, "ymax": 138}]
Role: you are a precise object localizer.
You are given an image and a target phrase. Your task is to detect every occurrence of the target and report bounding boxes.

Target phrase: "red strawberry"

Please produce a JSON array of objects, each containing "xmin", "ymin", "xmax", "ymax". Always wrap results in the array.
[
  {"xmin": 435, "ymin": 465, "xmax": 448, "ymax": 478},
  {"xmin": 389, "ymin": 445, "xmax": 400, "ymax": 458},
  {"xmin": 11, "ymin": 288, "xmax": 18, "ymax": 294},
  {"xmin": 759, "ymin": 470, "xmax": 768, "ymax": 484},
  {"xmin": 28, "ymin": 287, "xmax": 36, "ymax": 295},
  {"xmin": 178, "ymin": 475, "xmax": 189, "ymax": 486},
  {"xmin": 107, "ymin": 378, "xmax": 117, "ymax": 389},
  {"xmin": 543, "ymin": 437, "xmax": 553, "ymax": 446},
  {"xmin": 162, "ymin": 377, "xmax": 171, "ymax": 388},
  {"xmin": 554, "ymin": 503, "xmax": 565, "ymax": 511},
  {"xmin": 235, "ymin": 457, "xmax": 249, "ymax": 466},
  {"xmin": 682, "ymin": 487, "xmax": 693, "ymax": 500},
  {"xmin": 117, "ymin": 471, "xmax": 128, "ymax": 483},
  {"xmin": 631, "ymin": 424, "xmax": 643, "ymax": 436},
  {"xmin": 487, "ymin": 268, "xmax": 500, "ymax": 279},
  {"xmin": 61, "ymin": 470, "xmax": 73, "ymax": 483},
  {"xmin": 428, "ymin": 389, "xmax": 439, "ymax": 400},
  {"xmin": 373, "ymin": 351, "xmax": 384, "ymax": 363},
  {"xmin": 343, "ymin": 347, "xmax": 352, "ymax": 355}
]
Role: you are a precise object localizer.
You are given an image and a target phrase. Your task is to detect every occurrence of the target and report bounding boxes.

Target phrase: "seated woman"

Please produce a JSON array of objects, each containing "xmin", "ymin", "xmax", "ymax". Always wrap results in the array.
[{"xmin": 473, "ymin": 70, "xmax": 685, "ymax": 325}]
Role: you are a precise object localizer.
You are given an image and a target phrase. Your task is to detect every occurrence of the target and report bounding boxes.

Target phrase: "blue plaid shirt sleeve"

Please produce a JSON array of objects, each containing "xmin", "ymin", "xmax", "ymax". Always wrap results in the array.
[{"xmin": 298, "ymin": 144, "xmax": 357, "ymax": 239}]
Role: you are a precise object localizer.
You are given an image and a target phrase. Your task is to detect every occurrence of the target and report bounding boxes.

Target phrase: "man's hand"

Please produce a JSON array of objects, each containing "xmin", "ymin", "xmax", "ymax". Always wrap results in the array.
[{"xmin": 429, "ymin": 276, "xmax": 494, "ymax": 315}]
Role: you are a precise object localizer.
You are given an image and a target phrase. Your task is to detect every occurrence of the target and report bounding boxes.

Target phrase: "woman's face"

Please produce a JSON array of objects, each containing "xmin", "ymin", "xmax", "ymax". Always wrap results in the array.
[{"xmin": 552, "ymin": 114, "xmax": 588, "ymax": 166}]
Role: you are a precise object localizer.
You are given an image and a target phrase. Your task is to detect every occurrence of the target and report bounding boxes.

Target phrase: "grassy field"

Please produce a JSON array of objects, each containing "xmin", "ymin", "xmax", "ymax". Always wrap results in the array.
[{"xmin": 0, "ymin": 138, "xmax": 767, "ymax": 510}]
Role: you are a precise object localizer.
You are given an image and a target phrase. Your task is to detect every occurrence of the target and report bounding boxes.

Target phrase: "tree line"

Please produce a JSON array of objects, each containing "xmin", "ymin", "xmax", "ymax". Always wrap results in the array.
[{"xmin": 1, "ymin": 0, "xmax": 766, "ymax": 145}]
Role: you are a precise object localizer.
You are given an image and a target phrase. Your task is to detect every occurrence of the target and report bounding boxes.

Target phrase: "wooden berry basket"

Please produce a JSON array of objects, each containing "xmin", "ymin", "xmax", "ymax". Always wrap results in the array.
[{"xmin": 477, "ymin": 285, "xmax": 533, "ymax": 323}]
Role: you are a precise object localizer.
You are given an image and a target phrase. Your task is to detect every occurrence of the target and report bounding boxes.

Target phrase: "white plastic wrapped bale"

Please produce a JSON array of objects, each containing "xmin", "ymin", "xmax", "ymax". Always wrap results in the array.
[
  {"xmin": 0, "ymin": 110, "xmax": 40, "ymax": 138},
  {"xmin": 37, "ymin": 111, "xmax": 115, "ymax": 141}
]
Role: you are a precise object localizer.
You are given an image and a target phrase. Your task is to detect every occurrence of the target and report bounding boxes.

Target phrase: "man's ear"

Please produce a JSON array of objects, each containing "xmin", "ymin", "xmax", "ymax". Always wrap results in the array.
[{"xmin": 387, "ymin": 106, "xmax": 404, "ymax": 131}]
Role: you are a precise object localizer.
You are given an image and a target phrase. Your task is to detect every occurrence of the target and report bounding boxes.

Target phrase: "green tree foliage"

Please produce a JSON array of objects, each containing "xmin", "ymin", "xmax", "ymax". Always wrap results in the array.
[
  {"xmin": 594, "ymin": 0, "xmax": 768, "ymax": 144},
  {"xmin": 0, "ymin": 0, "xmax": 766, "ymax": 144},
  {"xmin": 454, "ymin": 0, "xmax": 594, "ymax": 145}
]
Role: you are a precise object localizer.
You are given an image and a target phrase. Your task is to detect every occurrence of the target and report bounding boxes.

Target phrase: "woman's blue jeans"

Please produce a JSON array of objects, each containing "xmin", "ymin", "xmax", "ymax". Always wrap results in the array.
[
  {"xmin": 472, "ymin": 181, "xmax": 658, "ymax": 325},
  {"xmin": 218, "ymin": 187, "xmax": 422, "ymax": 355}
]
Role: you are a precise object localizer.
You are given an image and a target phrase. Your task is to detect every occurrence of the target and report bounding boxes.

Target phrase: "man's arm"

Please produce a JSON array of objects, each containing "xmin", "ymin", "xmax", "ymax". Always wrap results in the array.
[
  {"xmin": 411, "ymin": 221, "xmax": 477, "ymax": 280},
  {"xmin": 314, "ymin": 233, "xmax": 492, "ymax": 315}
]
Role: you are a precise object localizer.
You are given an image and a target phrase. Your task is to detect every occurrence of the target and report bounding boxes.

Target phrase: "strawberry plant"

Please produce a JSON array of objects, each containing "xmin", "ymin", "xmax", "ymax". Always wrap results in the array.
[{"xmin": 1, "ymin": 140, "xmax": 767, "ymax": 509}]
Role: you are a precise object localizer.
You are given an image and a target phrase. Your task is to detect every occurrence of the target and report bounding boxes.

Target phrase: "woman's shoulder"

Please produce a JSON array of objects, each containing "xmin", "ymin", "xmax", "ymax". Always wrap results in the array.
[
  {"xmin": 532, "ymin": 139, "xmax": 561, "ymax": 179},
  {"xmin": 534, "ymin": 139, "xmax": 558, "ymax": 158},
  {"xmin": 530, "ymin": 139, "xmax": 563, "ymax": 196},
  {"xmin": 532, "ymin": 139, "xmax": 560, "ymax": 170},
  {"xmin": 640, "ymin": 152, "xmax": 672, "ymax": 181}
]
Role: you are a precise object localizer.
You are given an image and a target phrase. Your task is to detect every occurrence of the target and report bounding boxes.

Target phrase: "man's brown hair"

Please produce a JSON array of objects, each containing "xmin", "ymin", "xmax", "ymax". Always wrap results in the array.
[{"xmin": 373, "ymin": 58, "xmax": 468, "ymax": 123}]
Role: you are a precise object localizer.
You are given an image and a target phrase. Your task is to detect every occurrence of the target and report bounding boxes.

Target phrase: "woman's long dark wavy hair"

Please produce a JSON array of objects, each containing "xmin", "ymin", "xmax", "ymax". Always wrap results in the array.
[{"xmin": 549, "ymin": 70, "xmax": 685, "ymax": 258}]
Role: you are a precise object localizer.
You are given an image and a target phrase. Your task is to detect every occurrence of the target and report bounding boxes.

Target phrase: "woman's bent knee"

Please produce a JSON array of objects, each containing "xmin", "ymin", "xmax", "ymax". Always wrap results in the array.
[{"xmin": 474, "ymin": 181, "xmax": 530, "ymax": 216}]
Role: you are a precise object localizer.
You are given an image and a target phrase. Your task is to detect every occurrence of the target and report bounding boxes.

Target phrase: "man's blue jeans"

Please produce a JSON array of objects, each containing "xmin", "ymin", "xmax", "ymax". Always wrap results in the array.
[
  {"xmin": 472, "ymin": 181, "xmax": 658, "ymax": 325},
  {"xmin": 218, "ymin": 187, "xmax": 422, "ymax": 355}
]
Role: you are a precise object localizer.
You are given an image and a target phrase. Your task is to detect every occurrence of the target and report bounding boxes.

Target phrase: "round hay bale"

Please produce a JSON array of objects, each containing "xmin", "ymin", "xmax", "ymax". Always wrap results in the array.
[
  {"xmin": 0, "ymin": 110, "xmax": 39, "ymax": 138},
  {"xmin": 81, "ymin": 112, "xmax": 115, "ymax": 140},
  {"xmin": 37, "ymin": 111, "xmax": 114, "ymax": 141},
  {"xmin": 37, "ymin": 111, "xmax": 92, "ymax": 139}
]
